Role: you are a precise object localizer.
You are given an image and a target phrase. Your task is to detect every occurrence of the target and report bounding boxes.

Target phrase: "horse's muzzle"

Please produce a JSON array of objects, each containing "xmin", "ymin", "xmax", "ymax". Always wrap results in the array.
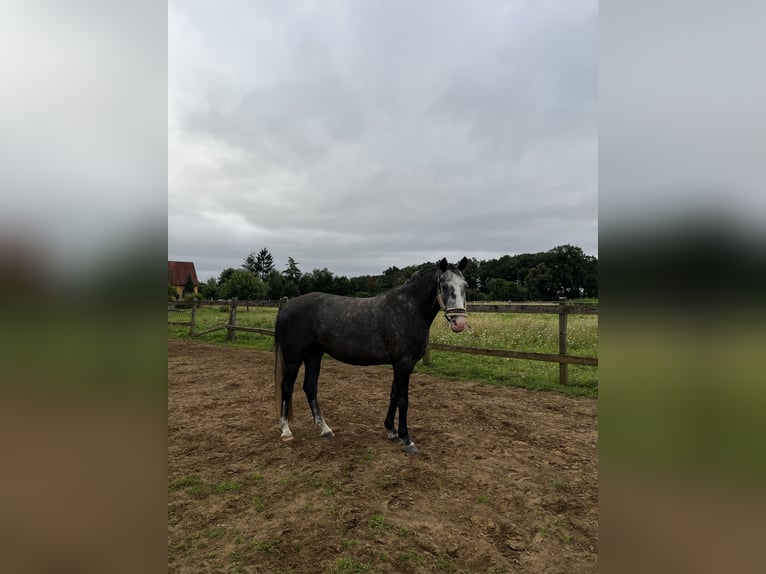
[{"xmin": 446, "ymin": 312, "xmax": 468, "ymax": 332}]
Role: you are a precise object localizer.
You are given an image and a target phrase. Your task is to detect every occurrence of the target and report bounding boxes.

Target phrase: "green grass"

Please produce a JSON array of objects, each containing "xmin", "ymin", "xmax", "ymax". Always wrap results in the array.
[
  {"xmin": 251, "ymin": 496, "xmax": 266, "ymax": 511},
  {"xmin": 169, "ymin": 303, "xmax": 598, "ymax": 397},
  {"xmin": 169, "ymin": 475, "xmax": 242, "ymax": 498},
  {"xmin": 421, "ymin": 310, "xmax": 597, "ymax": 397},
  {"xmin": 368, "ymin": 513, "xmax": 387, "ymax": 535},
  {"xmin": 328, "ymin": 558, "xmax": 372, "ymax": 574},
  {"xmin": 167, "ymin": 305, "xmax": 278, "ymax": 351}
]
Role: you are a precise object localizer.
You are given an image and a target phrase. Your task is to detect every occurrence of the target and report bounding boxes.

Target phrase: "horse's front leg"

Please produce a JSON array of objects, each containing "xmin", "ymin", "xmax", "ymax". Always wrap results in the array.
[
  {"xmin": 384, "ymin": 378, "xmax": 398, "ymax": 441},
  {"xmin": 393, "ymin": 364, "xmax": 418, "ymax": 454}
]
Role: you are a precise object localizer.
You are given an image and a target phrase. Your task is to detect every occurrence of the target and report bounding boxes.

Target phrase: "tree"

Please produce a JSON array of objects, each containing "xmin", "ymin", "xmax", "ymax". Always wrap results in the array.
[
  {"xmin": 487, "ymin": 278, "xmax": 526, "ymax": 301},
  {"xmin": 582, "ymin": 256, "xmax": 598, "ymax": 298},
  {"xmin": 461, "ymin": 257, "xmax": 482, "ymax": 291},
  {"xmin": 525, "ymin": 263, "xmax": 555, "ymax": 301},
  {"xmin": 183, "ymin": 274, "xmax": 195, "ymax": 296},
  {"xmin": 199, "ymin": 277, "xmax": 219, "ymax": 300},
  {"xmin": 333, "ymin": 275, "xmax": 353, "ymax": 296},
  {"xmin": 310, "ymin": 268, "xmax": 335, "ymax": 294},
  {"xmin": 283, "ymin": 257, "xmax": 302, "ymax": 282},
  {"xmin": 381, "ymin": 266, "xmax": 404, "ymax": 289},
  {"xmin": 218, "ymin": 267, "xmax": 236, "ymax": 286},
  {"xmin": 298, "ymin": 272, "xmax": 314, "ymax": 295},
  {"xmin": 283, "ymin": 280, "xmax": 300, "ymax": 298},
  {"xmin": 218, "ymin": 269, "xmax": 266, "ymax": 300},
  {"xmin": 243, "ymin": 248, "xmax": 275, "ymax": 281},
  {"xmin": 265, "ymin": 270, "xmax": 285, "ymax": 300}
]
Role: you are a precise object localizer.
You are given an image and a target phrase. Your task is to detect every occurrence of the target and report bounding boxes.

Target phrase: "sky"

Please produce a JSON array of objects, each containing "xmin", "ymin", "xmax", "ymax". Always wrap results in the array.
[{"xmin": 168, "ymin": 0, "xmax": 597, "ymax": 281}]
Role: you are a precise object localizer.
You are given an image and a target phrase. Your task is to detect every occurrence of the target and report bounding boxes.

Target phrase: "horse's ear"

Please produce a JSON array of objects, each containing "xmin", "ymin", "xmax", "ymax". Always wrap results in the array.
[
  {"xmin": 458, "ymin": 257, "xmax": 468, "ymax": 271},
  {"xmin": 439, "ymin": 258, "xmax": 448, "ymax": 272}
]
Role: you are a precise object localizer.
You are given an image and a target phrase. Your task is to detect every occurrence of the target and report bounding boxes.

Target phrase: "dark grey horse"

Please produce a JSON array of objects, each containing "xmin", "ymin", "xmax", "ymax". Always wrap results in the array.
[{"xmin": 274, "ymin": 257, "xmax": 469, "ymax": 453}]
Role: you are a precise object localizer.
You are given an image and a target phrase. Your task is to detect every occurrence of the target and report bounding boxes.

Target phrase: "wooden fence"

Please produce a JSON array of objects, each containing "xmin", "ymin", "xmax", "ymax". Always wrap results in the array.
[{"xmin": 169, "ymin": 298, "xmax": 598, "ymax": 386}]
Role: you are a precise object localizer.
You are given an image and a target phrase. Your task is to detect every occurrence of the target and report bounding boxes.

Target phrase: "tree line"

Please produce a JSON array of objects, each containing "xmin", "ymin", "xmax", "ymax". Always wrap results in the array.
[{"xmin": 186, "ymin": 245, "xmax": 597, "ymax": 303}]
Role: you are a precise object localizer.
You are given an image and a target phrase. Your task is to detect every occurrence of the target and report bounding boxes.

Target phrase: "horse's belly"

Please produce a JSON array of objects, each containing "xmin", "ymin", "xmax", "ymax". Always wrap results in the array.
[
  {"xmin": 324, "ymin": 343, "xmax": 389, "ymax": 366},
  {"xmin": 314, "ymin": 312, "xmax": 425, "ymax": 366}
]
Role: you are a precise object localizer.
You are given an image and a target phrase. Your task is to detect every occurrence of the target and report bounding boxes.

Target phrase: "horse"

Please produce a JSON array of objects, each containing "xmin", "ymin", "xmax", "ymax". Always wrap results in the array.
[{"xmin": 274, "ymin": 257, "xmax": 469, "ymax": 454}]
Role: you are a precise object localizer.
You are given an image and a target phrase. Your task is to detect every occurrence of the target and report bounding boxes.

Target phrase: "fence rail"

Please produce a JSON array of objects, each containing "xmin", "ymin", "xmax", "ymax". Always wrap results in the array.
[
  {"xmin": 169, "ymin": 298, "xmax": 598, "ymax": 385},
  {"xmin": 426, "ymin": 343, "xmax": 597, "ymax": 367}
]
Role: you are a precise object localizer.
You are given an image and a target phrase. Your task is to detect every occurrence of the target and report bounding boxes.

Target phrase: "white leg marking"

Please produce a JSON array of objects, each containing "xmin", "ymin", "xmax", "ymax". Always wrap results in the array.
[
  {"xmin": 280, "ymin": 416, "xmax": 293, "ymax": 441},
  {"xmin": 316, "ymin": 417, "xmax": 334, "ymax": 437}
]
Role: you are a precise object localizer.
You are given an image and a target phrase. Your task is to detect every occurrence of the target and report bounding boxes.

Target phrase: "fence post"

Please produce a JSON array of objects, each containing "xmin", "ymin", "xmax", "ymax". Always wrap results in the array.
[
  {"xmin": 558, "ymin": 297, "xmax": 568, "ymax": 385},
  {"xmin": 227, "ymin": 298, "xmax": 238, "ymax": 341},
  {"xmin": 189, "ymin": 297, "xmax": 197, "ymax": 336}
]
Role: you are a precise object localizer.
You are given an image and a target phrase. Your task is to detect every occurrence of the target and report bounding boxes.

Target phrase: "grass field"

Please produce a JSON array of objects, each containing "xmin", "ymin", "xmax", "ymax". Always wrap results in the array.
[{"xmin": 168, "ymin": 303, "xmax": 598, "ymax": 398}]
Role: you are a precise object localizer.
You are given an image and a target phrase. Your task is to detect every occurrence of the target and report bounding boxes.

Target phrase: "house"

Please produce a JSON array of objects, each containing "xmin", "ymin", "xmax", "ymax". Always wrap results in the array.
[{"xmin": 168, "ymin": 261, "xmax": 199, "ymax": 298}]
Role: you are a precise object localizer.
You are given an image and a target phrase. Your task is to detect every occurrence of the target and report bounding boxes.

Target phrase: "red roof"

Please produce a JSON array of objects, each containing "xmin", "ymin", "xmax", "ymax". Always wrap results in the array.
[{"xmin": 168, "ymin": 261, "xmax": 199, "ymax": 286}]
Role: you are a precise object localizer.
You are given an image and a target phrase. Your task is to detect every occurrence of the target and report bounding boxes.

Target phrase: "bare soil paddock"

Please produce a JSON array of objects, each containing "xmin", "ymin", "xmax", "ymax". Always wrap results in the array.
[{"xmin": 168, "ymin": 340, "xmax": 597, "ymax": 573}]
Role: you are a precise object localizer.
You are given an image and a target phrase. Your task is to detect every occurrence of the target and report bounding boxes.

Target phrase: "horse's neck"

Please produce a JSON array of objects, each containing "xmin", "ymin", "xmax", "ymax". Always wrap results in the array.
[{"xmin": 398, "ymin": 270, "xmax": 439, "ymax": 319}]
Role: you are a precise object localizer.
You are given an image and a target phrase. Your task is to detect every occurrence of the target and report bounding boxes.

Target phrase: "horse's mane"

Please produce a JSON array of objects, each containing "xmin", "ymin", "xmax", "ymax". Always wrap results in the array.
[
  {"xmin": 410, "ymin": 265, "xmax": 437, "ymax": 279},
  {"xmin": 387, "ymin": 261, "xmax": 464, "ymax": 296},
  {"xmin": 390, "ymin": 265, "xmax": 440, "ymax": 295}
]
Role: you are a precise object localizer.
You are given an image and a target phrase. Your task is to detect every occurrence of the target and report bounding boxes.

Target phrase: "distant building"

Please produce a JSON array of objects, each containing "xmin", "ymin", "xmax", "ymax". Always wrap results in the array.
[{"xmin": 168, "ymin": 261, "xmax": 199, "ymax": 298}]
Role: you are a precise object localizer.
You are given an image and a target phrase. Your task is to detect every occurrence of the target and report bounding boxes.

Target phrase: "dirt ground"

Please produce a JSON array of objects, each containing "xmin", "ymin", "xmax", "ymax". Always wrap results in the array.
[{"xmin": 168, "ymin": 340, "xmax": 598, "ymax": 573}]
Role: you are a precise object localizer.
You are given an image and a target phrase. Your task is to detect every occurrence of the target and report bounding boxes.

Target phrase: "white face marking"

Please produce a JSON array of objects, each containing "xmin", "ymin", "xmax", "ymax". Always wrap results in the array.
[{"xmin": 440, "ymin": 270, "xmax": 468, "ymax": 310}]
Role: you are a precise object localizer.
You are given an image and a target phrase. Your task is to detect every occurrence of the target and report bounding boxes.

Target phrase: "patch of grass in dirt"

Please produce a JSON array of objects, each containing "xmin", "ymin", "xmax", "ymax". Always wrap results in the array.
[
  {"xmin": 328, "ymin": 557, "xmax": 372, "ymax": 574},
  {"xmin": 199, "ymin": 526, "xmax": 226, "ymax": 540},
  {"xmin": 251, "ymin": 495, "xmax": 266, "ymax": 511},
  {"xmin": 169, "ymin": 475, "xmax": 242, "ymax": 498},
  {"xmin": 368, "ymin": 513, "xmax": 387, "ymax": 535},
  {"xmin": 397, "ymin": 549, "xmax": 424, "ymax": 566},
  {"xmin": 353, "ymin": 450, "xmax": 374, "ymax": 466},
  {"xmin": 250, "ymin": 538, "xmax": 280, "ymax": 554},
  {"xmin": 434, "ymin": 555, "xmax": 458, "ymax": 572},
  {"xmin": 212, "ymin": 479, "xmax": 241, "ymax": 494},
  {"xmin": 243, "ymin": 472, "xmax": 264, "ymax": 482},
  {"xmin": 341, "ymin": 538, "xmax": 359, "ymax": 548},
  {"xmin": 395, "ymin": 526, "xmax": 414, "ymax": 539}
]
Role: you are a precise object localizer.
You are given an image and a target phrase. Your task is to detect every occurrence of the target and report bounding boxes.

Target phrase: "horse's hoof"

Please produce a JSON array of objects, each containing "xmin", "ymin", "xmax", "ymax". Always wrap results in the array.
[
  {"xmin": 387, "ymin": 429, "xmax": 399, "ymax": 441},
  {"xmin": 321, "ymin": 431, "xmax": 334, "ymax": 439},
  {"xmin": 402, "ymin": 442, "xmax": 419, "ymax": 454},
  {"xmin": 281, "ymin": 434, "xmax": 294, "ymax": 442}
]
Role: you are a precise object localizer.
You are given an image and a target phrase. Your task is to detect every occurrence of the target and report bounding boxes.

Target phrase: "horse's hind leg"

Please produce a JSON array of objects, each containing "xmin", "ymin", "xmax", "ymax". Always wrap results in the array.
[
  {"xmin": 279, "ymin": 360, "xmax": 300, "ymax": 441},
  {"xmin": 384, "ymin": 379, "xmax": 398, "ymax": 441},
  {"xmin": 303, "ymin": 350, "xmax": 334, "ymax": 438}
]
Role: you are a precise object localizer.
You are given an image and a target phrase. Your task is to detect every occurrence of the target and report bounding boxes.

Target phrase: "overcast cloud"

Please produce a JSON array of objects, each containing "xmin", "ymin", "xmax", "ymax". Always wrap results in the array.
[{"xmin": 169, "ymin": 0, "xmax": 597, "ymax": 280}]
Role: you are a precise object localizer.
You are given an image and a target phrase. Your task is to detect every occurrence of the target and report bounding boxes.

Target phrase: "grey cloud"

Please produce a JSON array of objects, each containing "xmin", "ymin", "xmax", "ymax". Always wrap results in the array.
[{"xmin": 169, "ymin": 1, "xmax": 597, "ymax": 279}]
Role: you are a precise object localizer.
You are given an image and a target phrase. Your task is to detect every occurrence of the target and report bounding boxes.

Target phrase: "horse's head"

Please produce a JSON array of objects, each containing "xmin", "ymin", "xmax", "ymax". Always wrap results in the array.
[{"xmin": 437, "ymin": 257, "xmax": 469, "ymax": 332}]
